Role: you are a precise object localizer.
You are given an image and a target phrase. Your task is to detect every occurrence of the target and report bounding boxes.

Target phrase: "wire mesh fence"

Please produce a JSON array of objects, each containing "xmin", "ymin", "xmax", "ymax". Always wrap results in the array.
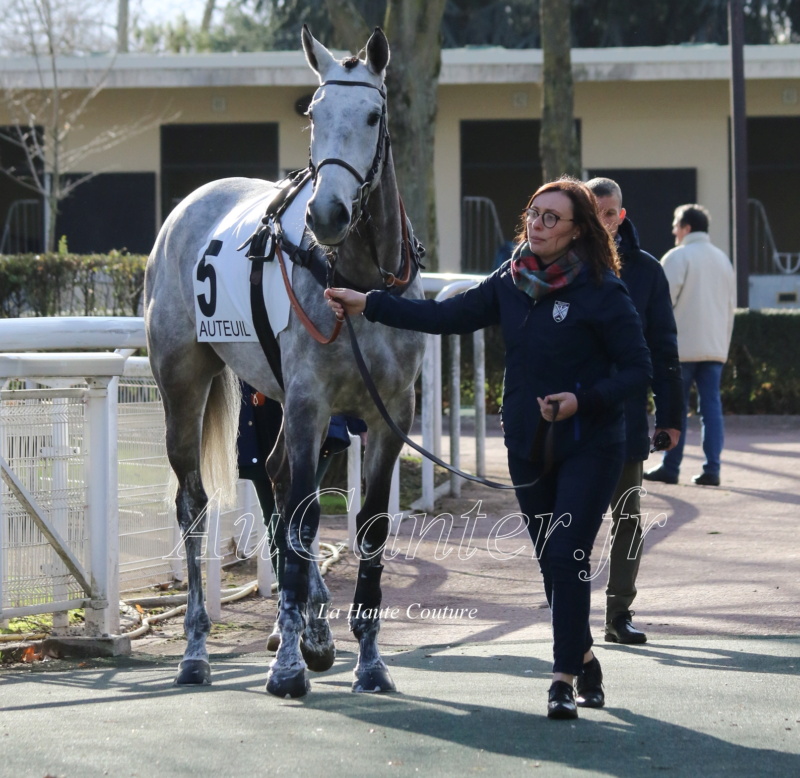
[
  {"xmin": 116, "ymin": 376, "xmax": 260, "ymax": 595},
  {"xmin": 0, "ymin": 386, "xmax": 89, "ymax": 612},
  {"xmin": 1, "ymin": 374, "xmax": 263, "ymax": 617},
  {"xmin": 117, "ymin": 376, "xmax": 177, "ymax": 594}
]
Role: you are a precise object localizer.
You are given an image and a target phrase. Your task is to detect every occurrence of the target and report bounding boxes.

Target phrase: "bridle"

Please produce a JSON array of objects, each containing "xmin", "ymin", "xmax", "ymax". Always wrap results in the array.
[
  {"xmin": 306, "ymin": 78, "xmax": 416, "ymax": 292},
  {"xmin": 304, "ymin": 80, "xmax": 553, "ymax": 492},
  {"xmin": 307, "ymin": 79, "xmax": 390, "ymax": 234}
]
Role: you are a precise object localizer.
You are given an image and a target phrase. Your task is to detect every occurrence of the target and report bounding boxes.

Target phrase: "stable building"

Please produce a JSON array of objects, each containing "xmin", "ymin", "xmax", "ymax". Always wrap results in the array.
[{"xmin": 1, "ymin": 43, "xmax": 799, "ymax": 306}]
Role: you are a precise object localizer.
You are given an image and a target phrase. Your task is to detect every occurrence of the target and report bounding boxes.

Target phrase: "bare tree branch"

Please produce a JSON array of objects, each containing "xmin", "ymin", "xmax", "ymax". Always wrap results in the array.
[{"xmin": 1, "ymin": 0, "xmax": 177, "ymax": 251}]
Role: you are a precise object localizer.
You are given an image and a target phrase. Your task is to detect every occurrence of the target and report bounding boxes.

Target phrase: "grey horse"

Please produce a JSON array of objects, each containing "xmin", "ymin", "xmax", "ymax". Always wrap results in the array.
[{"xmin": 144, "ymin": 26, "xmax": 425, "ymax": 698}]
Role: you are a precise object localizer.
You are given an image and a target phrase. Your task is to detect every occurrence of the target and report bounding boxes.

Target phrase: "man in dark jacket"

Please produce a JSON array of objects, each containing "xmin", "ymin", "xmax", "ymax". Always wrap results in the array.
[{"xmin": 587, "ymin": 178, "xmax": 684, "ymax": 644}]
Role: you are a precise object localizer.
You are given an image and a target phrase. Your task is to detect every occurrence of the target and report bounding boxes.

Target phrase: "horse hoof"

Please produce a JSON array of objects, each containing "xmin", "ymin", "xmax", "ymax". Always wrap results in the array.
[
  {"xmin": 352, "ymin": 665, "xmax": 396, "ymax": 693},
  {"xmin": 266, "ymin": 668, "xmax": 311, "ymax": 698},
  {"xmin": 174, "ymin": 659, "xmax": 211, "ymax": 686},
  {"xmin": 302, "ymin": 643, "xmax": 336, "ymax": 673}
]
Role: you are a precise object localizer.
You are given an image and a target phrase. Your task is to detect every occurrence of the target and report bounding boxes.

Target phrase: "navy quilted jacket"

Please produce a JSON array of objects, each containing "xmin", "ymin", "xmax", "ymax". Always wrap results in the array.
[{"xmin": 364, "ymin": 255, "xmax": 652, "ymax": 463}]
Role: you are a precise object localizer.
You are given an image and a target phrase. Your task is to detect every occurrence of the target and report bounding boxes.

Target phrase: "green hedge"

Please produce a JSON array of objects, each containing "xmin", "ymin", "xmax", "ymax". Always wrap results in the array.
[
  {"xmin": 722, "ymin": 309, "xmax": 800, "ymax": 413},
  {"xmin": 449, "ymin": 310, "xmax": 800, "ymax": 415},
  {"xmin": 3, "ymin": 254, "xmax": 798, "ymax": 414},
  {"xmin": 0, "ymin": 252, "xmax": 147, "ymax": 318}
]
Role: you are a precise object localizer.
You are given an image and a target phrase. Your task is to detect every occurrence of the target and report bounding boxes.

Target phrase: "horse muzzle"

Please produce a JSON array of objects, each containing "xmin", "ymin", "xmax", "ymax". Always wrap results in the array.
[{"xmin": 306, "ymin": 198, "xmax": 353, "ymax": 247}]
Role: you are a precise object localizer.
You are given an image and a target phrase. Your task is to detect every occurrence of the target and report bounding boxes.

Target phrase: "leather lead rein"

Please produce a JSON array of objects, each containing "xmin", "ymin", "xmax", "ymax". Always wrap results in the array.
[{"xmin": 343, "ymin": 312, "xmax": 556, "ymax": 491}]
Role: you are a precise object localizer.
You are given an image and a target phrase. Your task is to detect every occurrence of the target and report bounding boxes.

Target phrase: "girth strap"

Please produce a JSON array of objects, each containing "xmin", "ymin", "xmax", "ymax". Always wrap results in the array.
[{"xmin": 248, "ymin": 237, "xmax": 284, "ymax": 391}]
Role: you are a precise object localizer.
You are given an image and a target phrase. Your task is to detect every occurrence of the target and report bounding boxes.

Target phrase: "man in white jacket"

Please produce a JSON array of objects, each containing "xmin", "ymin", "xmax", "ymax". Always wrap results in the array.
[{"xmin": 643, "ymin": 204, "xmax": 736, "ymax": 486}]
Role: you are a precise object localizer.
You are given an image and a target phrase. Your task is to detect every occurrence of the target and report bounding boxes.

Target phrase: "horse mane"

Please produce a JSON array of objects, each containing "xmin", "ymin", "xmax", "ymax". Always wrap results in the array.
[{"xmin": 343, "ymin": 56, "xmax": 360, "ymax": 69}]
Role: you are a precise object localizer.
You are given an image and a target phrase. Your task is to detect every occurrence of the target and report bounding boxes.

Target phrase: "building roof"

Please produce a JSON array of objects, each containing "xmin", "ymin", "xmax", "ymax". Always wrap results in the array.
[{"xmin": 1, "ymin": 44, "xmax": 799, "ymax": 90}]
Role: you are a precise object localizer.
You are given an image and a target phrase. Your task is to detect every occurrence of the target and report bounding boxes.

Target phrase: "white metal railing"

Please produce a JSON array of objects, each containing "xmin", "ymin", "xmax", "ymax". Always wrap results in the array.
[
  {"xmin": 0, "ymin": 352, "xmax": 126, "ymax": 635},
  {"xmin": 0, "ymin": 280, "xmax": 489, "ymax": 629},
  {"xmin": 748, "ymin": 198, "xmax": 800, "ymax": 275},
  {"xmin": 417, "ymin": 274, "xmax": 488, "ymax": 511},
  {"xmin": 461, "ymin": 196, "xmax": 506, "ymax": 273}
]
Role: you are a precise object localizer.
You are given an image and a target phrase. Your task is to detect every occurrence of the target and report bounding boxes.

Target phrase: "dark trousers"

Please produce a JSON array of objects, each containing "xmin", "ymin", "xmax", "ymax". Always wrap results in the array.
[
  {"xmin": 508, "ymin": 443, "xmax": 624, "ymax": 675},
  {"xmin": 605, "ymin": 459, "xmax": 644, "ymax": 622},
  {"xmin": 238, "ymin": 464, "xmax": 284, "ymax": 589},
  {"xmin": 238, "ymin": 455, "xmax": 337, "ymax": 592}
]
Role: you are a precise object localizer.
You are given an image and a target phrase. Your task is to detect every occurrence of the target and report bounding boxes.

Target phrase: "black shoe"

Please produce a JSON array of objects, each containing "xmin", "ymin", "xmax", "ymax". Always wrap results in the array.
[
  {"xmin": 605, "ymin": 611, "xmax": 647, "ymax": 644},
  {"xmin": 692, "ymin": 472, "xmax": 720, "ymax": 486},
  {"xmin": 575, "ymin": 656, "xmax": 605, "ymax": 708},
  {"xmin": 642, "ymin": 466, "xmax": 678, "ymax": 485},
  {"xmin": 547, "ymin": 680, "xmax": 578, "ymax": 719}
]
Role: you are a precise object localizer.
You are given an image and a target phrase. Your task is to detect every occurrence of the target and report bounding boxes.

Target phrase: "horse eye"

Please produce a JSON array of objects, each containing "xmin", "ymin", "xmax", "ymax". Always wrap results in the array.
[{"xmin": 367, "ymin": 112, "xmax": 381, "ymax": 127}]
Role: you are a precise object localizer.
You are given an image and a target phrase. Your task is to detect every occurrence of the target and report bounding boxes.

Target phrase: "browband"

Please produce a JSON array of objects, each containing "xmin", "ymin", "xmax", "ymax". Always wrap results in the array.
[{"xmin": 317, "ymin": 79, "xmax": 387, "ymax": 98}]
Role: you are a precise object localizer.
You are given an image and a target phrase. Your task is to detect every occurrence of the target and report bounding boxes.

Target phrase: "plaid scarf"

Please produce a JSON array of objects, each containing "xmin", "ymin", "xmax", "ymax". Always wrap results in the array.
[{"xmin": 510, "ymin": 243, "xmax": 584, "ymax": 302}]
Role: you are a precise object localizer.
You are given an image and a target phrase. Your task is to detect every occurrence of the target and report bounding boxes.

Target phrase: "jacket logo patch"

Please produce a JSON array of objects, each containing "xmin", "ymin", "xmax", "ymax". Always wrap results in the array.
[{"xmin": 553, "ymin": 300, "xmax": 570, "ymax": 323}]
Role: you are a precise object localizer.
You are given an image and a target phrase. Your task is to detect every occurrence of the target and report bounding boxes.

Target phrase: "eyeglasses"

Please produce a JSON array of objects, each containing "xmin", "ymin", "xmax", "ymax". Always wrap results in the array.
[{"xmin": 525, "ymin": 208, "xmax": 574, "ymax": 229}]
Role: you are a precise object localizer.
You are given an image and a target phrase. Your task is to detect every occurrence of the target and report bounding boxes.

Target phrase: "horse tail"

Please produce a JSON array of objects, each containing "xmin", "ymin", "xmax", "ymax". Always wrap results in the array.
[{"xmin": 200, "ymin": 366, "xmax": 240, "ymax": 509}]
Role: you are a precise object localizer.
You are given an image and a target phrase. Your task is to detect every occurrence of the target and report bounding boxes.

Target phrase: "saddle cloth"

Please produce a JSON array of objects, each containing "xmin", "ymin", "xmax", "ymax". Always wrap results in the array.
[{"xmin": 192, "ymin": 179, "xmax": 311, "ymax": 342}]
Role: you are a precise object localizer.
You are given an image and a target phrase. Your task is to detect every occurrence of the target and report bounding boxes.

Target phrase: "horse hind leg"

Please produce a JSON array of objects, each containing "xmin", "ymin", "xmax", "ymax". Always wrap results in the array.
[
  {"xmin": 161, "ymin": 363, "xmax": 237, "ymax": 686},
  {"xmin": 174, "ymin": 470, "xmax": 213, "ymax": 686}
]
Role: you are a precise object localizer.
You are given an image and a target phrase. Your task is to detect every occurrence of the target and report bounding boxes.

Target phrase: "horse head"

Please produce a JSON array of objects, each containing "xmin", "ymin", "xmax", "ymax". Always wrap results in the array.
[{"xmin": 302, "ymin": 25, "xmax": 391, "ymax": 247}]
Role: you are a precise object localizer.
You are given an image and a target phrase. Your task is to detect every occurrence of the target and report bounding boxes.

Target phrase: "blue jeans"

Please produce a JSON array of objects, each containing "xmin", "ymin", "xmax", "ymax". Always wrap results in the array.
[{"xmin": 662, "ymin": 361, "xmax": 725, "ymax": 477}]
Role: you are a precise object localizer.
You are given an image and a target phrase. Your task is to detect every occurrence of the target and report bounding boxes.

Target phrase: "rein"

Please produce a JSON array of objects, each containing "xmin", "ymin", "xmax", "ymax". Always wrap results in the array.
[
  {"xmin": 343, "ymin": 312, "xmax": 558, "ymax": 491},
  {"xmin": 279, "ymin": 205, "xmax": 415, "ymax": 346},
  {"xmin": 276, "ymin": 239, "xmax": 342, "ymax": 345}
]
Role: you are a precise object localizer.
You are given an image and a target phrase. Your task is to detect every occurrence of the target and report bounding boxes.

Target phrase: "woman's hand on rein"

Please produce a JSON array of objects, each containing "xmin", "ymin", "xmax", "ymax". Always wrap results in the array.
[
  {"xmin": 537, "ymin": 392, "xmax": 578, "ymax": 421},
  {"xmin": 324, "ymin": 287, "xmax": 367, "ymax": 320}
]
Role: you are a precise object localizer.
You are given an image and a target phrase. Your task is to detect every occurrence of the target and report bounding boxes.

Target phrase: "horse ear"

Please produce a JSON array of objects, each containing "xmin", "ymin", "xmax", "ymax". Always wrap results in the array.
[
  {"xmin": 302, "ymin": 24, "xmax": 336, "ymax": 78},
  {"xmin": 365, "ymin": 27, "xmax": 390, "ymax": 77}
]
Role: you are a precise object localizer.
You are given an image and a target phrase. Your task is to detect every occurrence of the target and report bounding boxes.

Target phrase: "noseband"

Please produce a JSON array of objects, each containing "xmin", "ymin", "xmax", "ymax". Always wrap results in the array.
[{"xmin": 307, "ymin": 79, "xmax": 390, "ymax": 233}]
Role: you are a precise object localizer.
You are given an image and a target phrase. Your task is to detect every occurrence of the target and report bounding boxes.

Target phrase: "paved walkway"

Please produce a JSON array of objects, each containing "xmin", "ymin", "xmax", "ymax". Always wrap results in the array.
[{"xmin": 1, "ymin": 416, "xmax": 799, "ymax": 776}]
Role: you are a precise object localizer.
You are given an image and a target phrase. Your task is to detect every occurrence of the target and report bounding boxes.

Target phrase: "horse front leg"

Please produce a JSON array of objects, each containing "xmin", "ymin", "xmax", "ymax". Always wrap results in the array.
[
  {"xmin": 266, "ymin": 412, "xmax": 329, "ymax": 698},
  {"xmin": 265, "ymin": 431, "xmax": 335, "ymax": 675},
  {"xmin": 350, "ymin": 398, "xmax": 412, "ymax": 693},
  {"xmin": 302, "ymin": 549, "xmax": 336, "ymax": 672}
]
